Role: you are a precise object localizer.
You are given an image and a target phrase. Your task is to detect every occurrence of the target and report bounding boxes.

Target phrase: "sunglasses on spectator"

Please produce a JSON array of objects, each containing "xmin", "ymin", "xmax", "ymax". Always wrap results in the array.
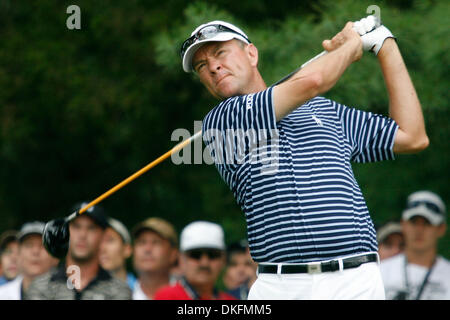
[
  {"xmin": 407, "ymin": 200, "xmax": 443, "ymax": 215},
  {"xmin": 185, "ymin": 248, "xmax": 223, "ymax": 260},
  {"xmin": 181, "ymin": 24, "xmax": 251, "ymax": 59}
]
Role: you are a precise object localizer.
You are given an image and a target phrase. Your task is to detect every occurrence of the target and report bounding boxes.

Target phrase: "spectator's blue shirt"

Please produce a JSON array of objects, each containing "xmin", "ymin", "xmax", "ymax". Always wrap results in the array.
[
  {"xmin": 127, "ymin": 272, "xmax": 137, "ymax": 290},
  {"xmin": 0, "ymin": 276, "xmax": 10, "ymax": 286},
  {"xmin": 203, "ymin": 86, "xmax": 398, "ymax": 263}
]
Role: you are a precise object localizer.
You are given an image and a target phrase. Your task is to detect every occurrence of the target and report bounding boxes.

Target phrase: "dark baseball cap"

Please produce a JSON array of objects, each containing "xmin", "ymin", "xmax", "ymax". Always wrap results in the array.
[
  {"xmin": 17, "ymin": 221, "xmax": 45, "ymax": 242},
  {"xmin": 227, "ymin": 239, "xmax": 249, "ymax": 253},
  {"xmin": 226, "ymin": 239, "xmax": 249, "ymax": 262},
  {"xmin": 69, "ymin": 201, "xmax": 109, "ymax": 229}
]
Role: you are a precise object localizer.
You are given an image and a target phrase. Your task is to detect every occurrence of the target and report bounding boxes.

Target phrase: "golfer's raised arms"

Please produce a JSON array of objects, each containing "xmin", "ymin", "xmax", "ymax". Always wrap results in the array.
[
  {"xmin": 272, "ymin": 22, "xmax": 362, "ymax": 122},
  {"xmin": 376, "ymin": 39, "xmax": 429, "ymax": 154}
]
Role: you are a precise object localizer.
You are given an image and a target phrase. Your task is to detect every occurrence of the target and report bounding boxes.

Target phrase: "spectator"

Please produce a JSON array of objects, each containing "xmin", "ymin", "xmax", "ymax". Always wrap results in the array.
[
  {"xmin": 380, "ymin": 191, "xmax": 450, "ymax": 299},
  {"xmin": 169, "ymin": 257, "xmax": 183, "ymax": 285},
  {"xmin": 99, "ymin": 217, "xmax": 136, "ymax": 289},
  {"xmin": 154, "ymin": 221, "xmax": 236, "ymax": 300},
  {"xmin": 26, "ymin": 202, "xmax": 131, "ymax": 299},
  {"xmin": 0, "ymin": 222, "xmax": 58, "ymax": 299},
  {"xmin": 132, "ymin": 217, "xmax": 178, "ymax": 300},
  {"xmin": 0, "ymin": 231, "xmax": 19, "ymax": 286},
  {"xmin": 223, "ymin": 239, "xmax": 257, "ymax": 300},
  {"xmin": 377, "ymin": 221, "xmax": 404, "ymax": 261}
]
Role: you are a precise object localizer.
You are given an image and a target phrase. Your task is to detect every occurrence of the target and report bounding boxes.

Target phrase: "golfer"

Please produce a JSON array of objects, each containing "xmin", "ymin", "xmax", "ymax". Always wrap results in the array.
[{"xmin": 181, "ymin": 19, "xmax": 428, "ymax": 299}]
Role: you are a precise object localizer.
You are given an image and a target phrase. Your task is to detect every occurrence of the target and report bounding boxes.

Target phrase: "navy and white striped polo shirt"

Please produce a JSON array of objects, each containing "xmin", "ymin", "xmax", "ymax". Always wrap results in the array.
[{"xmin": 202, "ymin": 86, "xmax": 399, "ymax": 263}]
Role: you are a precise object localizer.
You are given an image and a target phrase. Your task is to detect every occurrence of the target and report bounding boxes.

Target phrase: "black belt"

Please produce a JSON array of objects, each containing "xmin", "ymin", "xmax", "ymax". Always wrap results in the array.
[{"xmin": 258, "ymin": 253, "xmax": 378, "ymax": 274}]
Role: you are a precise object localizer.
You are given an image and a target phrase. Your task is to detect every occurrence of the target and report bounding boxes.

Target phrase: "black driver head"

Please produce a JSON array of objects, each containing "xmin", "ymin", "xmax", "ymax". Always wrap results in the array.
[{"xmin": 42, "ymin": 218, "xmax": 70, "ymax": 259}]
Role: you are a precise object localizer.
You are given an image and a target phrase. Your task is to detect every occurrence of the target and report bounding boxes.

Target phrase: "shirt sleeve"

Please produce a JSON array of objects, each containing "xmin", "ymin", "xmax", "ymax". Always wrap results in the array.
[
  {"xmin": 202, "ymin": 86, "xmax": 278, "ymax": 169},
  {"xmin": 334, "ymin": 101, "xmax": 399, "ymax": 163}
]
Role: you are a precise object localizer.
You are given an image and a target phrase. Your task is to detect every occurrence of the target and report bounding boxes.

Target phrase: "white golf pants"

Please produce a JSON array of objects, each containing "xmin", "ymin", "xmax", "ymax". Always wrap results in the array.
[{"xmin": 248, "ymin": 254, "xmax": 385, "ymax": 300}]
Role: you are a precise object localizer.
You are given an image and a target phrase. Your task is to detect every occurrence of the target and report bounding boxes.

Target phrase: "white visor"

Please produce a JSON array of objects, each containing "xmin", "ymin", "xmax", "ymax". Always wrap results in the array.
[{"xmin": 182, "ymin": 20, "xmax": 250, "ymax": 73}]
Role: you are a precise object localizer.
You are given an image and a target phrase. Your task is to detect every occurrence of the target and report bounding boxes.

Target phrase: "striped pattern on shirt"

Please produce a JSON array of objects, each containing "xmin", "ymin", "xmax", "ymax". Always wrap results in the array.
[{"xmin": 202, "ymin": 86, "xmax": 399, "ymax": 263}]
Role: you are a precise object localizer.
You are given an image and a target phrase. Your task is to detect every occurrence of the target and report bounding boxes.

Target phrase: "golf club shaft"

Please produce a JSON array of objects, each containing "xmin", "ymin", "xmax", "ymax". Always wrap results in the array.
[
  {"xmin": 78, "ymin": 130, "xmax": 203, "ymax": 215},
  {"xmin": 273, "ymin": 50, "xmax": 328, "ymax": 86}
]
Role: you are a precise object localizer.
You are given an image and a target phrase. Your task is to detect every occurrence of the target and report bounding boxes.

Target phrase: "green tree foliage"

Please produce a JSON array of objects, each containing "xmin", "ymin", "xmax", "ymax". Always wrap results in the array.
[{"xmin": 0, "ymin": 0, "xmax": 448, "ymax": 256}]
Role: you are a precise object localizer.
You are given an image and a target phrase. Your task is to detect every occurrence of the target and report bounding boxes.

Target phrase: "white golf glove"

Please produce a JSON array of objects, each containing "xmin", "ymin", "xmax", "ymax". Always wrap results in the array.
[
  {"xmin": 360, "ymin": 25, "xmax": 395, "ymax": 55},
  {"xmin": 353, "ymin": 15, "xmax": 379, "ymax": 35},
  {"xmin": 352, "ymin": 15, "xmax": 396, "ymax": 55}
]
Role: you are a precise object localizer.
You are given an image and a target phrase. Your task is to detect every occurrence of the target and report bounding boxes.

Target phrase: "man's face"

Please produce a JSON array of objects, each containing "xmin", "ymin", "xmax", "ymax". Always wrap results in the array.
[
  {"xmin": 180, "ymin": 248, "xmax": 225, "ymax": 289},
  {"xmin": 1, "ymin": 241, "xmax": 19, "ymax": 280},
  {"xmin": 99, "ymin": 228, "xmax": 131, "ymax": 272},
  {"xmin": 223, "ymin": 250, "xmax": 257, "ymax": 289},
  {"xmin": 133, "ymin": 230, "xmax": 177, "ymax": 274},
  {"xmin": 402, "ymin": 216, "xmax": 446, "ymax": 253},
  {"xmin": 69, "ymin": 215, "xmax": 104, "ymax": 263},
  {"xmin": 18, "ymin": 234, "xmax": 58, "ymax": 278},
  {"xmin": 192, "ymin": 40, "xmax": 258, "ymax": 99}
]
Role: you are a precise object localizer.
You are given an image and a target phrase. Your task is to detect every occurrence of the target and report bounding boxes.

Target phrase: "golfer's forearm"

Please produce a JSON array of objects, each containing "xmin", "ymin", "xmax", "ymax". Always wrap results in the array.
[
  {"xmin": 378, "ymin": 39, "xmax": 429, "ymax": 153},
  {"xmin": 273, "ymin": 40, "xmax": 358, "ymax": 121},
  {"xmin": 305, "ymin": 41, "xmax": 358, "ymax": 94}
]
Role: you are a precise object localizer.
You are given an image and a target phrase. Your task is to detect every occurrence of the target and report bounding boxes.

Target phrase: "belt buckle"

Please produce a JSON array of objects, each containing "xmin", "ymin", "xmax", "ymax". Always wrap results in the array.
[{"xmin": 307, "ymin": 263, "xmax": 322, "ymax": 274}]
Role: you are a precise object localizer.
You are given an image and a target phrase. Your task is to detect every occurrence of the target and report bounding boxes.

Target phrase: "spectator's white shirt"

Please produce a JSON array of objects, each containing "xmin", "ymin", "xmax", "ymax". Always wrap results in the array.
[
  {"xmin": 132, "ymin": 280, "xmax": 149, "ymax": 300},
  {"xmin": 0, "ymin": 275, "xmax": 23, "ymax": 300},
  {"xmin": 380, "ymin": 253, "xmax": 450, "ymax": 300}
]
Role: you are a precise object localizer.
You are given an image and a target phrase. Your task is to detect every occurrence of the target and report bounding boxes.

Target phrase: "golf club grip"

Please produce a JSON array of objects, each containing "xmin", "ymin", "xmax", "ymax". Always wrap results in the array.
[{"xmin": 78, "ymin": 130, "xmax": 203, "ymax": 214}]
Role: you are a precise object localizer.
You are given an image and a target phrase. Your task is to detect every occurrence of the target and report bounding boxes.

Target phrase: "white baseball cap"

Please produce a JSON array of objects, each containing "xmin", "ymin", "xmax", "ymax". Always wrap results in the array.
[
  {"xmin": 107, "ymin": 217, "xmax": 131, "ymax": 244},
  {"xmin": 402, "ymin": 190, "xmax": 446, "ymax": 226},
  {"xmin": 180, "ymin": 221, "xmax": 225, "ymax": 252},
  {"xmin": 181, "ymin": 20, "xmax": 251, "ymax": 73},
  {"xmin": 377, "ymin": 222, "xmax": 403, "ymax": 243}
]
